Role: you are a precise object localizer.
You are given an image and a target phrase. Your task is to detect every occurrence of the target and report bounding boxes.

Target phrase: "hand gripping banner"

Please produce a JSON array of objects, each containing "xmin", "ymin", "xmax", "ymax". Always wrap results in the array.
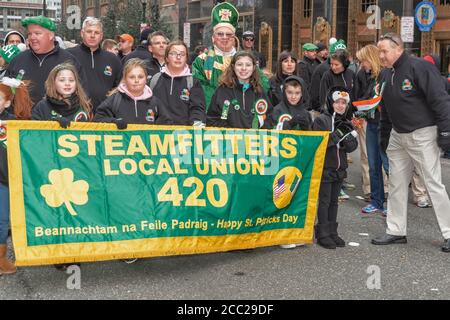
[{"xmin": 7, "ymin": 121, "xmax": 328, "ymax": 266}]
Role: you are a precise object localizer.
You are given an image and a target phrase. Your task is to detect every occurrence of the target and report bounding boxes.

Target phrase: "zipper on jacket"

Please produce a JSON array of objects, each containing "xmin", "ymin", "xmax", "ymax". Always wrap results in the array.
[
  {"xmin": 32, "ymin": 51, "xmax": 54, "ymax": 67},
  {"xmin": 336, "ymin": 148, "xmax": 341, "ymax": 171},
  {"xmin": 341, "ymin": 73, "xmax": 348, "ymax": 88},
  {"xmin": 242, "ymin": 90, "xmax": 246, "ymax": 111},
  {"xmin": 170, "ymin": 77, "xmax": 174, "ymax": 95},
  {"xmin": 134, "ymin": 100, "xmax": 138, "ymax": 118},
  {"xmin": 331, "ymin": 112, "xmax": 341, "ymax": 171},
  {"xmin": 390, "ymin": 68, "xmax": 395, "ymax": 86},
  {"xmin": 91, "ymin": 51, "xmax": 94, "ymax": 69}
]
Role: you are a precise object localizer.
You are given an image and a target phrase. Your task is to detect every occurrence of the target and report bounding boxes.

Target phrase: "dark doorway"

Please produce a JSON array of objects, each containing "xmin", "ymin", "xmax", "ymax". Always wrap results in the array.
[{"xmin": 281, "ymin": 0, "xmax": 293, "ymax": 51}]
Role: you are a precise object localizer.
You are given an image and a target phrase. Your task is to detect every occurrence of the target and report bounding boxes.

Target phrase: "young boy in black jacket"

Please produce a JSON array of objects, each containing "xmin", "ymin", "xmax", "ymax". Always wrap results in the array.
[
  {"xmin": 271, "ymin": 75, "xmax": 312, "ymax": 249},
  {"xmin": 312, "ymin": 86, "xmax": 358, "ymax": 249},
  {"xmin": 270, "ymin": 75, "xmax": 312, "ymax": 131}
]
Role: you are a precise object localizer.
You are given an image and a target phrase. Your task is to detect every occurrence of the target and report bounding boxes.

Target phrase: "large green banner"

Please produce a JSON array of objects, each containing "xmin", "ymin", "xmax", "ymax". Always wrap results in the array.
[{"xmin": 7, "ymin": 121, "xmax": 328, "ymax": 266}]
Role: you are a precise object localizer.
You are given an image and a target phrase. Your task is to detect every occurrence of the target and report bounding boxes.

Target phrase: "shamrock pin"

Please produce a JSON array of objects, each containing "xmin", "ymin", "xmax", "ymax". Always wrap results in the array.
[{"xmin": 40, "ymin": 168, "xmax": 89, "ymax": 216}]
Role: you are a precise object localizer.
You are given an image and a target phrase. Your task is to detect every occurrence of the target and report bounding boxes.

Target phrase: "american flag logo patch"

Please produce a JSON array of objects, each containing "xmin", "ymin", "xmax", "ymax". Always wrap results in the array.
[{"xmin": 274, "ymin": 175, "xmax": 286, "ymax": 200}]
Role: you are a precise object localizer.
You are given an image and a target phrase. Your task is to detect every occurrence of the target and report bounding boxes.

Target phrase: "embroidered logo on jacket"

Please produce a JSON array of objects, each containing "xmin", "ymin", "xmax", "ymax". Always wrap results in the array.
[
  {"xmin": 146, "ymin": 109, "xmax": 155, "ymax": 122},
  {"xmin": 104, "ymin": 66, "xmax": 112, "ymax": 76},
  {"xmin": 74, "ymin": 111, "xmax": 88, "ymax": 122},
  {"xmin": 180, "ymin": 89, "xmax": 190, "ymax": 101},
  {"xmin": 402, "ymin": 79, "xmax": 413, "ymax": 91}
]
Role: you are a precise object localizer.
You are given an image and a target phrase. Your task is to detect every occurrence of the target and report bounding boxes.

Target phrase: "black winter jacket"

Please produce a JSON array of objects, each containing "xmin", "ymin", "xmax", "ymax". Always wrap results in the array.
[
  {"xmin": 152, "ymin": 72, "xmax": 206, "ymax": 125},
  {"xmin": 207, "ymin": 83, "xmax": 272, "ymax": 129},
  {"xmin": 319, "ymin": 68, "xmax": 356, "ymax": 109},
  {"xmin": 268, "ymin": 74, "xmax": 310, "ymax": 109},
  {"xmin": 270, "ymin": 75, "xmax": 312, "ymax": 130},
  {"xmin": 379, "ymin": 51, "xmax": 450, "ymax": 136},
  {"xmin": 298, "ymin": 56, "xmax": 320, "ymax": 91},
  {"xmin": 0, "ymin": 110, "xmax": 14, "ymax": 186},
  {"xmin": 93, "ymin": 90, "xmax": 172, "ymax": 125},
  {"xmin": 67, "ymin": 43, "xmax": 122, "ymax": 111},
  {"xmin": 313, "ymin": 111, "xmax": 358, "ymax": 178},
  {"xmin": 310, "ymin": 59, "xmax": 330, "ymax": 111},
  {"xmin": 6, "ymin": 43, "xmax": 86, "ymax": 106},
  {"xmin": 32, "ymin": 95, "xmax": 90, "ymax": 122}
]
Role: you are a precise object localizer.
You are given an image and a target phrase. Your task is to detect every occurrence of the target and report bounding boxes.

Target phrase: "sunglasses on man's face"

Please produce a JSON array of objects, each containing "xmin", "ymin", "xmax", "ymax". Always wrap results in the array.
[
  {"xmin": 243, "ymin": 37, "xmax": 254, "ymax": 42},
  {"xmin": 215, "ymin": 32, "xmax": 234, "ymax": 39},
  {"xmin": 380, "ymin": 34, "xmax": 400, "ymax": 46}
]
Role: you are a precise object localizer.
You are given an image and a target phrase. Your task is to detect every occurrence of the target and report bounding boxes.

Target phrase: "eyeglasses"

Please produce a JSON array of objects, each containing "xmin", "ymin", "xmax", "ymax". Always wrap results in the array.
[
  {"xmin": 215, "ymin": 32, "xmax": 235, "ymax": 39},
  {"xmin": 380, "ymin": 34, "xmax": 400, "ymax": 46},
  {"xmin": 168, "ymin": 51, "xmax": 186, "ymax": 58},
  {"xmin": 243, "ymin": 37, "xmax": 254, "ymax": 42}
]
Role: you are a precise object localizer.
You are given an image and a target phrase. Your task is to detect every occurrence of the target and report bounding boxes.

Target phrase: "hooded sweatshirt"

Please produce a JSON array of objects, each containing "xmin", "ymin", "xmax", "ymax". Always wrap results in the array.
[
  {"xmin": 94, "ymin": 84, "xmax": 172, "ymax": 125},
  {"xmin": 270, "ymin": 75, "xmax": 312, "ymax": 130},
  {"xmin": 3, "ymin": 31, "xmax": 26, "ymax": 45},
  {"xmin": 268, "ymin": 74, "xmax": 311, "ymax": 108},
  {"xmin": 152, "ymin": 66, "xmax": 206, "ymax": 125}
]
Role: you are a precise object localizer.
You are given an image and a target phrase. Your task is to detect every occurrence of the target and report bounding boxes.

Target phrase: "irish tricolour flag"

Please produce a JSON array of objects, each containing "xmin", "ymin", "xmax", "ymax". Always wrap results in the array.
[
  {"xmin": 352, "ymin": 82, "xmax": 385, "ymax": 112},
  {"xmin": 352, "ymin": 95, "xmax": 382, "ymax": 112}
]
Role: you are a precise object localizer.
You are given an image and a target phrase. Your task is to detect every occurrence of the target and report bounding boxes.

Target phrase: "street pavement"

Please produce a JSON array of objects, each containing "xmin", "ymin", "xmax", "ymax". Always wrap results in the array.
[{"xmin": 1, "ymin": 151, "xmax": 450, "ymax": 300}]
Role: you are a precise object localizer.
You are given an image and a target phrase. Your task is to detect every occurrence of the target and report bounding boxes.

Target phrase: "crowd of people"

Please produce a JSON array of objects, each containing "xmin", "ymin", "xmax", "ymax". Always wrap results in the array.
[{"xmin": 1, "ymin": 2, "xmax": 450, "ymax": 275}]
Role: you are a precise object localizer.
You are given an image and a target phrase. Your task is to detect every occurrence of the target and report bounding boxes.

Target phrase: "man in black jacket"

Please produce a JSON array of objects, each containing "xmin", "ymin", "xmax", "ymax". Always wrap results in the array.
[
  {"xmin": 298, "ymin": 43, "xmax": 319, "ymax": 93},
  {"xmin": 241, "ymin": 31, "xmax": 266, "ymax": 69},
  {"xmin": 67, "ymin": 17, "xmax": 122, "ymax": 112},
  {"xmin": 371, "ymin": 33, "xmax": 450, "ymax": 252},
  {"xmin": 6, "ymin": 15, "xmax": 86, "ymax": 106}
]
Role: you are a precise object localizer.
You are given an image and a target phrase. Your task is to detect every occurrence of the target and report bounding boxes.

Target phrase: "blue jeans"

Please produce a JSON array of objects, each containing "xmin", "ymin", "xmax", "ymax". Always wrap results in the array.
[
  {"xmin": 0, "ymin": 183, "xmax": 10, "ymax": 244},
  {"xmin": 366, "ymin": 122, "xmax": 389, "ymax": 209}
]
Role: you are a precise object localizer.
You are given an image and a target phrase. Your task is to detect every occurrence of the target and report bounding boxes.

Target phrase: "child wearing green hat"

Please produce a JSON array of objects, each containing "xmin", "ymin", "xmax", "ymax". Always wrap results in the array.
[{"xmin": 0, "ymin": 44, "xmax": 26, "ymax": 79}]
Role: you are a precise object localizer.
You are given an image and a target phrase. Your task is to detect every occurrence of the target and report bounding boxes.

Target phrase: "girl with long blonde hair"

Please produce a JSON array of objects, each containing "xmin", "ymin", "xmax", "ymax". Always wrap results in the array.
[{"xmin": 32, "ymin": 63, "xmax": 92, "ymax": 126}]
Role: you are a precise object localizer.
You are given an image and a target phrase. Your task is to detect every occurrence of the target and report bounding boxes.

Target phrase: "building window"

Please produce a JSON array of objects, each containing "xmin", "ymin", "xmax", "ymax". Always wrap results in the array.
[
  {"xmin": 303, "ymin": 0, "xmax": 312, "ymax": 18},
  {"xmin": 361, "ymin": 0, "xmax": 377, "ymax": 13}
]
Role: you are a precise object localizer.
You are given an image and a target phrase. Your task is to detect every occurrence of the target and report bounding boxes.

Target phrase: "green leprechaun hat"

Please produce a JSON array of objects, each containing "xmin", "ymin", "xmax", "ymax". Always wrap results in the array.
[
  {"xmin": 211, "ymin": 2, "xmax": 239, "ymax": 33},
  {"xmin": 329, "ymin": 38, "xmax": 347, "ymax": 54},
  {"xmin": 22, "ymin": 15, "xmax": 57, "ymax": 32}
]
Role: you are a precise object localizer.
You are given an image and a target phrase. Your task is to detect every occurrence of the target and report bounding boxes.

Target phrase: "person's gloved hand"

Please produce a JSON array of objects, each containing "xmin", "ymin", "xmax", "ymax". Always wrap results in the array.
[
  {"xmin": 290, "ymin": 112, "xmax": 311, "ymax": 130},
  {"xmin": 334, "ymin": 121, "xmax": 354, "ymax": 139},
  {"xmin": 193, "ymin": 121, "xmax": 206, "ymax": 128},
  {"xmin": 438, "ymin": 131, "xmax": 450, "ymax": 151},
  {"xmin": 353, "ymin": 110, "xmax": 366, "ymax": 119},
  {"xmin": 56, "ymin": 117, "xmax": 71, "ymax": 128},
  {"xmin": 113, "ymin": 118, "xmax": 127, "ymax": 130}
]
